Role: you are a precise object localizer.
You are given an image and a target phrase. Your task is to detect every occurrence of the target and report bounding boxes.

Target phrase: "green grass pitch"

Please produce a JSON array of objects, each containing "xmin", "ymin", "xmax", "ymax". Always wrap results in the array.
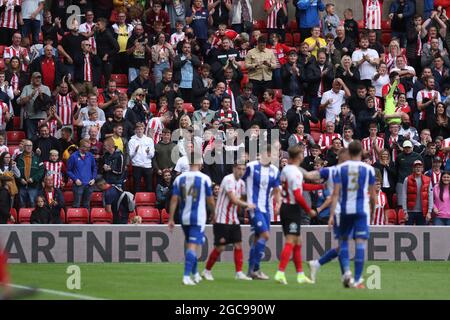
[{"xmin": 8, "ymin": 261, "xmax": 450, "ymax": 300}]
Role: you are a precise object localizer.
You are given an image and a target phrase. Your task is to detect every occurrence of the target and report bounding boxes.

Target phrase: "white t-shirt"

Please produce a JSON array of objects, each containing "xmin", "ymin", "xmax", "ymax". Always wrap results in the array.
[
  {"xmin": 22, "ymin": 0, "xmax": 43, "ymax": 20},
  {"xmin": 390, "ymin": 66, "xmax": 416, "ymax": 98},
  {"xmin": 321, "ymin": 89, "xmax": 345, "ymax": 122},
  {"xmin": 352, "ymin": 48, "xmax": 379, "ymax": 80},
  {"xmin": 372, "ymin": 74, "xmax": 389, "ymax": 97},
  {"xmin": 175, "ymin": 155, "xmax": 190, "ymax": 173},
  {"xmin": 81, "ymin": 120, "xmax": 105, "ymax": 139}
]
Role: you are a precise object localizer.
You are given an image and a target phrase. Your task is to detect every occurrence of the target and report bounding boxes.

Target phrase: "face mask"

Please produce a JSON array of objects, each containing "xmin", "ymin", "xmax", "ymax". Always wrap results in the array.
[{"xmin": 402, "ymin": 123, "xmax": 410, "ymax": 129}]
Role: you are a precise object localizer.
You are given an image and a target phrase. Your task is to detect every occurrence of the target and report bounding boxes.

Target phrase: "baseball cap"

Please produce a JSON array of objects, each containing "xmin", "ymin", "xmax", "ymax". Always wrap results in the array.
[
  {"xmin": 433, "ymin": 156, "xmax": 443, "ymax": 163},
  {"xmin": 31, "ymin": 72, "xmax": 42, "ymax": 78},
  {"xmin": 413, "ymin": 160, "xmax": 423, "ymax": 166},
  {"xmin": 288, "ymin": 49, "xmax": 298, "ymax": 55},
  {"xmin": 402, "ymin": 140, "xmax": 413, "ymax": 148}
]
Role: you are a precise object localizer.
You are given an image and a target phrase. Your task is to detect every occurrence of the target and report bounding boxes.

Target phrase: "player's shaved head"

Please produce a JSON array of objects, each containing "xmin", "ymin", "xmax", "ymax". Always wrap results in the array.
[
  {"xmin": 287, "ymin": 145, "xmax": 303, "ymax": 160},
  {"xmin": 348, "ymin": 140, "xmax": 363, "ymax": 157}
]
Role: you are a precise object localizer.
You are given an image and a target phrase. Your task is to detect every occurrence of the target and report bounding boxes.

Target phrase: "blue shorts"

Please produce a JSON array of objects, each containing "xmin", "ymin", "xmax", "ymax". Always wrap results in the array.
[
  {"xmin": 182, "ymin": 225, "xmax": 205, "ymax": 245},
  {"xmin": 337, "ymin": 214, "xmax": 369, "ymax": 240},
  {"xmin": 250, "ymin": 210, "xmax": 270, "ymax": 235}
]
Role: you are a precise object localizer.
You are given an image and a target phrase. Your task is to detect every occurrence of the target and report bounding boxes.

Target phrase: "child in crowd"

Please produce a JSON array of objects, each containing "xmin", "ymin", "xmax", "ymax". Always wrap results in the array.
[
  {"xmin": 0, "ymin": 135, "xmax": 8, "ymax": 155},
  {"xmin": 44, "ymin": 150, "xmax": 65, "ymax": 190},
  {"xmin": 371, "ymin": 177, "xmax": 388, "ymax": 225},
  {"xmin": 156, "ymin": 169, "xmax": 172, "ymax": 210},
  {"xmin": 170, "ymin": 21, "xmax": 185, "ymax": 49},
  {"xmin": 343, "ymin": 8, "xmax": 359, "ymax": 41},
  {"xmin": 30, "ymin": 196, "xmax": 53, "ymax": 224},
  {"xmin": 322, "ymin": 3, "xmax": 340, "ymax": 38}
]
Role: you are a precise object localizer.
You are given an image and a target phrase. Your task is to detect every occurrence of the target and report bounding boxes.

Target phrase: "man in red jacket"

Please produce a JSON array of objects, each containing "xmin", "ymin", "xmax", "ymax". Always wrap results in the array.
[
  {"xmin": 401, "ymin": 160, "xmax": 434, "ymax": 225},
  {"xmin": 259, "ymin": 89, "xmax": 282, "ymax": 120}
]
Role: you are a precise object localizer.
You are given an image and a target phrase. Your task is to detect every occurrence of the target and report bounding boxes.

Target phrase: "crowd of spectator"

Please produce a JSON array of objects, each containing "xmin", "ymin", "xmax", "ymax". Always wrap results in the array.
[{"xmin": 0, "ymin": 0, "xmax": 448, "ymax": 226}]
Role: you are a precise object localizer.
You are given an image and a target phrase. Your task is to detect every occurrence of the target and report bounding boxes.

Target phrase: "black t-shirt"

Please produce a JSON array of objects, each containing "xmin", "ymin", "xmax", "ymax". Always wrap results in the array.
[
  {"xmin": 391, "ymin": 5, "xmax": 406, "ymax": 32},
  {"xmin": 126, "ymin": 34, "xmax": 149, "ymax": 69},
  {"xmin": 61, "ymin": 33, "xmax": 88, "ymax": 61},
  {"xmin": 370, "ymin": 42, "xmax": 385, "ymax": 56},
  {"xmin": 344, "ymin": 19, "xmax": 359, "ymax": 41}
]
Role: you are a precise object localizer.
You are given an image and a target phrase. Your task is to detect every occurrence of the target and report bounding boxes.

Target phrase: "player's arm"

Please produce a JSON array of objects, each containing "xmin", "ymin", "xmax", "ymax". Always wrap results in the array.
[
  {"xmin": 329, "ymin": 183, "xmax": 341, "ymax": 230},
  {"xmin": 299, "ymin": 167, "xmax": 321, "ymax": 181},
  {"xmin": 206, "ymin": 195, "xmax": 216, "ymax": 223},
  {"xmin": 369, "ymin": 184, "xmax": 376, "ymax": 220},
  {"xmin": 317, "ymin": 195, "xmax": 332, "ymax": 216},
  {"xmin": 227, "ymin": 191, "xmax": 255, "ymax": 210},
  {"xmin": 273, "ymin": 186, "xmax": 282, "ymax": 216},
  {"xmin": 168, "ymin": 195, "xmax": 179, "ymax": 232},
  {"xmin": 293, "ymin": 188, "xmax": 316, "ymax": 217}
]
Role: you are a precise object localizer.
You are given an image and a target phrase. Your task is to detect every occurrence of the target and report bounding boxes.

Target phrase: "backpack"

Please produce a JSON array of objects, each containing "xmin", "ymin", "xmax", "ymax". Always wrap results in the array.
[{"xmin": 113, "ymin": 185, "xmax": 136, "ymax": 213}]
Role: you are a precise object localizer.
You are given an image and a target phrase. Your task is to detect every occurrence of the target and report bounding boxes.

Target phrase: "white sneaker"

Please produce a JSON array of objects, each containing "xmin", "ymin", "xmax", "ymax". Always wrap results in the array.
[
  {"xmin": 182, "ymin": 276, "xmax": 196, "ymax": 286},
  {"xmin": 251, "ymin": 270, "xmax": 270, "ymax": 280},
  {"xmin": 307, "ymin": 260, "xmax": 320, "ymax": 283},
  {"xmin": 235, "ymin": 271, "xmax": 252, "ymax": 280},
  {"xmin": 342, "ymin": 271, "xmax": 354, "ymax": 288},
  {"xmin": 201, "ymin": 269, "xmax": 214, "ymax": 281},
  {"xmin": 193, "ymin": 272, "xmax": 202, "ymax": 284}
]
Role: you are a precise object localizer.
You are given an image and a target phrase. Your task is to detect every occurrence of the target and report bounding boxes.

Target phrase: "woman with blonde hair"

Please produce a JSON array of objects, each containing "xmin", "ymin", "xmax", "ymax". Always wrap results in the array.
[
  {"xmin": 373, "ymin": 148, "xmax": 397, "ymax": 208},
  {"xmin": 128, "ymin": 88, "xmax": 150, "ymax": 125},
  {"xmin": 385, "ymin": 39, "xmax": 405, "ymax": 71}
]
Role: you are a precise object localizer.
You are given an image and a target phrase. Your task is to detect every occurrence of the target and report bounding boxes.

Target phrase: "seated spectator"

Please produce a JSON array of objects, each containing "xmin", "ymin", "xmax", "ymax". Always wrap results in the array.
[
  {"xmin": 259, "ymin": 89, "xmax": 282, "ymax": 121},
  {"xmin": 101, "ymin": 105, "xmax": 135, "ymax": 141},
  {"xmin": 38, "ymin": 175, "xmax": 64, "ymax": 224},
  {"xmin": 318, "ymin": 122, "xmax": 341, "ymax": 152},
  {"xmin": 236, "ymin": 83, "xmax": 258, "ymax": 114},
  {"xmin": 239, "ymin": 101, "xmax": 271, "ymax": 131},
  {"xmin": 214, "ymin": 96, "xmax": 239, "ymax": 128},
  {"xmin": 288, "ymin": 122, "xmax": 314, "ymax": 151},
  {"xmin": 74, "ymin": 39, "xmax": 102, "ymax": 87},
  {"xmin": 155, "ymin": 68, "xmax": 181, "ymax": 109},
  {"xmin": 192, "ymin": 64, "xmax": 214, "ymax": 110},
  {"xmin": 102, "ymin": 137, "xmax": 125, "ymax": 187},
  {"xmin": 335, "ymin": 104, "xmax": 356, "ymax": 136},
  {"xmin": 193, "ymin": 98, "xmax": 215, "ymax": 129},
  {"xmin": 156, "ymin": 169, "xmax": 173, "ymax": 210},
  {"xmin": 30, "ymin": 196, "xmax": 53, "ymax": 224},
  {"xmin": 43, "ymin": 149, "xmax": 65, "ymax": 190}
]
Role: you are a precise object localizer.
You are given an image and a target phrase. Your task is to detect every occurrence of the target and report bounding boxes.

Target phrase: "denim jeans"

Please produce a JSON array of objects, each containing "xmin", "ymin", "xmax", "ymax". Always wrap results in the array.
[
  {"xmin": 24, "ymin": 118, "xmax": 40, "ymax": 140},
  {"xmin": 19, "ymin": 186, "xmax": 39, "ymax": 208},
  {"xmin": 73, "ymin": 184, "xmax": 93, "ymax": 209},
  {"xmin": 406, "ymin": 211, "xmax": 425, "ymax": 225},
  {"xmin": 22, "ymin": 19, "xmax": 41, "ymax": 45},
  {"xmin": 128, "ymin": 68, "xmax": 140, "ymax": 83},
  {"xmin": 153, "ymin": 62, "xmax": 170, "ymax": 84},
  {"xmin": 434, "ymin": 217, "xmax": 450, "ymax": 226}
]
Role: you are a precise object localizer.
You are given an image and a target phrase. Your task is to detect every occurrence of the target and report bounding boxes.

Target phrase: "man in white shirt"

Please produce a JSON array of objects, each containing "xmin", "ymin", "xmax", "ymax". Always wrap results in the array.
[
  {"xmin": 319, "ymin": 78, "xmax": 351, "ymax": 122},
  {"xmin": 351, "ymin": 36, "xmax": 380, "ymax": 87},
  {"xmin": 128, "ymin": 122, "xmax": 155, "ymax": 192}
]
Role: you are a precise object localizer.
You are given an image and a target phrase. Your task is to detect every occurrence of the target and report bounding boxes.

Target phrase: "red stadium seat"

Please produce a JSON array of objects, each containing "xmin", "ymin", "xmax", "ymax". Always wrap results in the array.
[
  {"xmin": 381, "ymin": 33, "xmax": 391, "ymax": 46},
  {"xmin": 6, "ymin": 131, "xmax": 25, "ymax": 145},
  {"xmin": 149, "ymin": 102, "xmax": 157, "ymax": 115},
  {"xmin": 293, "ymin": 33, "xmax": 301, "ymax": 46},
  {"xmin": 110, "ymin": 74, "xmax": 128, "ymax": 88},
  {"xmin": 381, "ymin": 19, "xmax": 391, "ymax": 31},
  {"xmin": 273, "ymin": 89, "xmax": 282, "ymax": 103},
  {"xmin": 59, "ymin": 208, "xmax": 65, "ymax": 223},
  {"xmin": 8, "ymin": 208, "xmax": 17, "ymax": 224},
  {"xmin": 135, "ymin": 192, "xmax": 156, "ymax": 207},
  {"xmin": 63, "ymin": 191, "xmax": 74, "ymax": 207},
  {"xmin": 128, "ymin": 210, "xmax": 136, "ymax": 223},
  {"xmin": 136, "ymin": 207, "xmax": 160, "ymax": 224},
  {"xmin": 13, "ymin": 116, "xmax": 20, "ymax": 129},
  {"xmin": 63, "ymin": 179, "xmax": 73, "ymax": 191},
  {"xmin": 285, "ymin": 33, "xmax": 293, "ymax": 46},
  {"xmin": 0, "ymin": 59, "xmax": 5, "ymax": 71},
  {"xmin": 8, "ymin": 145, "xmax": 19, "ymax": 157},
  {"xmin": 386, "ymin": 209, "xmax": 397, "ymax": 225},
  {"xmin": 397, "ymin": 209, "xmax": 406, "ymax": 225},
  {"xmin": 0, "ymin": 45, "xmax": 4, "ymax": 58},
  {"xmin": 90, "ymin": 208, "xmax": 113, "ymax": 224},
  {"xmin": 117, "ymin": 87, "xmax": 128, "ymax": 95},
  {"xmin": 321, "ymin": 119, "xmax": 327, "ymax": 132},
  {"xmin": 311, "ymin": 131, "xmax": 321, "ymax": 144},
  {"xmin": 161, "ymin": 209, "xmax": 169, "ymax": 224},
  {"xmin": 90, "ymin": 192, "xmax": 103, "ymax": 208},
  {"xmin": 310, "ymin": 120, "xmax": 321, "ymax": 133},
  {"xmin": 254, "ymin": 19, "xmax": 267, "ymax": 32},
  {"xmin": 288, "ymin": 20, "xmax": 298, "ymax": 32},
  {"xmin": 66, "ymin": 208, "xmax": 89, "ymax": 224},
  {"xmin": 18, "ymin": 208, "xmax": 33, "ymax": 224},
  {"xmin": 357, "ymin": 19, "xmax": 364, "ymax": 30},
  {"xmin": 183, "ymin": 103, "xmax": 195, "ymax": 113}
]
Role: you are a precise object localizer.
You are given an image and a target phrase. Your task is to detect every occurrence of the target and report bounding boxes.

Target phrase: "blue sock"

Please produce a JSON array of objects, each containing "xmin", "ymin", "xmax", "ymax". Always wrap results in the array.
[
  {"xmin": 248, "ymin": 245, "xmax": 256, "ymax": 273},
  {"xmin": 192, "ymin": 254, "xmax": 198, "ymax": 275},
  {"xmin": 185, "ymin": 249, "xmax": 196, "ymax": 277},
  {"xmin": 318, "ymin": 248, "xmax": 339, "ymax": 266},
  {"xmin": 338, "ymin": 240, "xmax": 350, "ymax": 274},
  {"xmin": 254, "ymin": 238, "xmax": 267, "ymax": 269},
  {"xmin": 354, "ymin": 243, "xmax": 365, "ymax": 282}
]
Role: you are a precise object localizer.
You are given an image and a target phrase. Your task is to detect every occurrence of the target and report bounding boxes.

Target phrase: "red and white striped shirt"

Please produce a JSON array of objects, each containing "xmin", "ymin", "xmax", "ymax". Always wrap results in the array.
[
  {"xmin": 417, "ymin": 89, "xmax": 440, "ymax": 120},
  {"xmin": 4, "ymin": 46, "xmax": 29, "ymax": 71},
  {"xmin": 429, "ymin": 171, "xmax": 441, "ymax": 186},
  {"xmin": 291, "ymin": 134, "xmax": 309, "ymax": 156},
  {"xmin": 146, "ymin": 117, "xmax": 164, "ymax": 144},
  {"xmin": 10, "ymin": 72, "xmax": 19, "ymax": 91},
  {"xmin": 389, "ymin": 135, "xmax": 399, "ymax": 161},
  {"xmin": 215, "ymin": 173, "xmax": 245, "ymax": 225},
  {"xmin": 362, "ymin": 136, "xmax": 384, "ymax": 164},
  {"xmin": 265, "ymin": 0, "xmax": 285, "ymax": 29},
  {"xmin": 44, "ymin": 160, "xmax": 64, "ymax": 189},
  {"xmin": 79, "ymin": 22, "xmax": 97, "ymax": 52},
  {"xmin": 38, "ymin": 119, "xmax": 59, "ymax": 137},
  {"xmin": 281, "ymin": 164, "xmax": 304, "ymax": 205},
  {"xmin": 363, "ymin": 0, "xmax": 382, "ymax": 30},
  {"xmin": 318, "ymin": 133, "xmax": 342, "ymax": 151},
  {"xmin": 0, "ymin": 0, "xmax": 20, "ymax": 29},
  {"xmin": 0, "ymin": 101, "xmax": 8, "ymax": 128},
  {"xmin": 84, "ymin": 53, "xmax": 92, "ymax": 82},
  {"xmin": 56, "ymin": 93, "xmax": 74, "ymax": 125},
  {"xmin": 371, "ymin": 191, "xmax": 387, "ymax": 225}
]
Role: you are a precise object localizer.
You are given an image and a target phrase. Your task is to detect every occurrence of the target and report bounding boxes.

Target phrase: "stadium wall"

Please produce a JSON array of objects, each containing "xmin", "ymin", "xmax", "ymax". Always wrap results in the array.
[{"xmin": 1, "ymin": 225, "xmax": 449, "ymax": 263}]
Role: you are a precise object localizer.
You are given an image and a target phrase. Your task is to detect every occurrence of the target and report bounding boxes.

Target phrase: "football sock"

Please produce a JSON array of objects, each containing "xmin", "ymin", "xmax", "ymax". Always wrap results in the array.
[
  {"xmin": 278, "ymin": 242, "xmax": 293, "ymax": 272},
  {"xmin": 354, "ymin": 243, "xmax": 365, "ymax": 282},
  {"xmin": 248, "ymin": 244, "xmax": 256, "ymax": 273},
  {"xmin": 319, "ymin": 248, "xmax": 339, "ymax": 267},
  {"xmin": 0, "ymin": 251, "xmax": 9, "ymax": 285},
  {"xmin": 338, "ymin": 240, "xmax": 350, "ymax": 274},
  {"xmin": 293, "ymin": 244, "xmax": 303, "ymax": 273},
  {"xmin": 234, "ymin": 248, "xmax": 243, "ymax": 273},
  {"xmin": 205, "ymin": 248, "xmax": 221, "ymax": 271},
  {"xmin": 254, "ymin": 238, "xmax": 267, "ymax": 269},
  {"xmin": 185, "ymin": 249, "xmax": 196, "ymax": 277}
]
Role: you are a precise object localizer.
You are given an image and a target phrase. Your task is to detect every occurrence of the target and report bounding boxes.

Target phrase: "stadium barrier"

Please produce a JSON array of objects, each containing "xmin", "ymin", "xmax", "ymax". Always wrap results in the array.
[{"xmin": 1, "ymin": 225, "xmax": 449, "ymax": 263}]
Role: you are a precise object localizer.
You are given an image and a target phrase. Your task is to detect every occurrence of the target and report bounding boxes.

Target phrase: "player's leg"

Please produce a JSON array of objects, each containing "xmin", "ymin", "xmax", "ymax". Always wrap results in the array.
[
  {"xmin": 250, "ymin": 212, "xmax": 270, "ymax": 280},
  {"xmin": 202, "ymin": 245, "xmax": 224, "ymax": 280},
  {"xmin": 234, "ymin": 242, "xmax": 252, "ymax": 280},
  {"xmin": 182, "ymin": 226, "xmax": 202, "ymax": 285},
  {"xmin": 352, "ymin": 215, "xmax": 370, "ymax": 289},
  {"xmin": 337, "ymin": 215, "xmax": 353, "ymax": 288},
  {"xmin": 0, "ymin": 249, "xmax": 11, "ymax": 299},
  {"xmin": 275, "ymin": 234, "xmax": 295, "ymax": 284},
  {"xmin": 292, "ymin": 237, "xmax": 314, "ymax": 284}
]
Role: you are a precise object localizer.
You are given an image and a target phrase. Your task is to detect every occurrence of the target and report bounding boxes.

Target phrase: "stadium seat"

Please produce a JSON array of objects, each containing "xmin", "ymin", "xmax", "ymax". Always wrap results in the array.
[
  {"xmin": 135, "ymin": 192, "xmax": 156, "ymax": 207},
  {"xmin": 117, "ymin": 87, "xmax": 128, "ymax": 95},
  {"xmin": 397, "ymin": 209, "xmax": 406, "ymax": 225},
  {"xmin": 59, "ymin": 208, "xmax": 66, "ymax": 223},
  {"xmin": 311, "ymin": 131, "xmax": 321, "ymax": 144},
  {"xmin": 293, "ymin": 33, "xmax": 301, "ymax": 46},
  {"xmin": 13, "ymin": 116, "xmax": 20, "ymax": 129},
  {"xmin": 310, "ymin": 120, "xmax": 321, "ymax": 133},
  {"xmin": 90, "ymin": 208, "xmax": 113, "ymax": 224},
  {"xmin": 6, "ymin": 131, "xmax": 25, "ymax": 145},
  {"xmin": 136, "ymin": 207, "xmax": 160, "ymax": 224},
  {"xmin": 254, "ymin": 19, "xmax": 266, "ymax": 32},
  {"xmin": 8, "ymin": 208, "xmax": 17, "ymax": 224},
  {"xmin": 285, "ymin": 33, "xmax": 293, "ymax": 46},
  {"xmin": 149, "ymin": 102, "xmax": 157, "ymax": 115},
  {"xmin": 110, "ymin": 74, "xmax": 128, "ymax": 88},
  {"xmin": 321, "ymin": 119, "xmax": 327, "ymax": 132},
  {"xmin": 183, "ymin": 103, "xmax": 195, "ymax": 113},
  {"xmin": 8, "ymin": 145, "xmax": 19, "ymax": 156},
  {"xmin": 66, "ymin": 208, "xmax": 89, "ymax": 224},
  {"xmin": 90, "ymin": 192, "xmax": 103, "ymax": 208},
  {"xmin": 357, "ymin": 19, "xmax": 364, "ymax": 30},
  {"xmin": 273, "ymin": 89, "xmax": 282, "ymax": 103},
  {"xmin": 63, "ymin": 191, "xmax": 74, "ymax": 207},
  {"xmin": 161, "ymin": 209, "xmax": 169, "ymax": 224},
  {"xmin": 63, "ymin": 179, "xmax": 73, "ymax": 191},
  {"xmin": 0, "ymin": 59, "xmax": 5, "ymax": 71},
  {"xmin": 386, "ymin": 209, "xmax": 397, "ymax": 225},
  {"xmin": 288, "ymin": 20, "xmax": 298, "ymax": 32},
  {"xmin": 0, "ymin": 45, "xmax": 4, "ymax": 58},
  {"xmin": 128, "ymin": 210, "xmax": 136, "ymax": 223},
  {"xmin": 18, "ymin": 208, "xmax": 33, "ymax": 224}
]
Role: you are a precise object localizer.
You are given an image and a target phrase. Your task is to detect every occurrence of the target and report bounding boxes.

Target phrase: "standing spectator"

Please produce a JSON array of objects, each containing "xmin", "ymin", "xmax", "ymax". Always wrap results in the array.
[
  {"xmin": 112, "ymin": 11, "xmax": 134, "ymax": 74},
  {"xmin": 128, "ymin": 122, "xmax": 155, "ymax": 192},
  {"xmin": 193, "ymin": 98, "xmax": 215, "ymax": 127},
  {"xmin": 343, "ymin": 8, "xmax": 359, "ymax": 42},
  {"xmin": 153, "ymin": 128, "xmax": 176, "ymax": 181},
  {"xmin": 127, "ymin": 65, "xmax": 155, "ymax": 99},
  {"xmin": 286, "ymin": 96, "xmax": 318, "ymax": 134},
  {"xmin": 79, "ymin": 10, "xmax": 97, "ymax": 54},
  {"xmin": 17, "ymin": 71, "xmax": 51, "ymax": 139},
  {"xmin": 362, "ymin": 0, "xmax": 384, "ymax": 41},
  {"xmin": 371, "ymin": 177, "xmax": 388, "ymax": 225},
  {"xmin": 351, "ymin": 36, "xmax": 380, "ymax": 88},
  {"xmin": 335, "ymin": 55, "xmax": 361, "ymax": 95},
  {"xmin": 17, "ymin": 139, "xmax": 44, "ymax": 208},
  {"xmin": 239, "ymin": 101, "xmax": 271, "ymax": 131},
  {"xmin": 318, "ymin": 121, "xmax": 341, "ymax": 151},
  {"xmin": 320, "ymin": 78, "xmax": 351, "ymax": 123},
  {"xmin": 74, "ymin": 40, "xmax": 102, "ymax": 87},
  {"xmin": 93, "ymin": 0, "xmax": 113, "ymax": 20},
  {"xmin": 230, "ymin": 0, "xmax": 253, "ymax": 34},
  {"xmin": 322, "ymin": 3, "xmax": 340, "ymax": 38},
  {"xmin": 214, "ymin": 96, "xmax": 239, "ymax": 127},
  {"xmin": 245, "ymin": 35, "xmax": 276, "ymax": 99},
  {"xmin": 37, "ymin": 175, "xmax": 64, "ymax": 224},
  {"xmin": 361, "ymin": 122, "xmax": 384, "ymax": 164},
  {"xmin": 21, "ymin": 0, "xmax": 44, "ymax": 45},
  {"xmin": 4, "ymin": 31, "xmax": 30, "ymax": 72},
  {"xmin": 155, "ymin": 68, "xmax": 181, "ymax": 109},
  {"xmin": 156, "ymin": 169, "xmax": 172, "ymax": 209},
  {"xmin": 102, "ymin": 137, "xmax": 125, "ymax": 186},
  {"xmin": 426, "ymin": 156, "xmax": 444, "ymax": 187},
  {"xmin": 151, "ymin": 33, "xmax": 175, "ymax": 83},
  {"xmin": 335, "ymin": 26, "xmax": 356, "ymax": 58},
  {"xmin": 264, "ymin": 0, "xmax": 287, "ymax": 40},
  {"xmin": 32, "ymin": 124, "xmax": 61, "ymax": 162},
  {"xmin": 433, "ymin": 171, "xmax": 450, "ymax": 225},
  {"xmin": 372, "ymin": 62, "xmax": 390, "ymax": 98},
  {"xmin": 296, "ymin": 0, "xmax": 324, "ymax": 41},
  {"xmin": 406, "ymin": 15, "xmax": 425, "ymax": 75},
  {"xmin": 126, "ymin": 24, "xmax": 151, "ymax": 83},
  {"xmin": 185, "ymin": 0, "xmax": 212, "ymax": 55},
  {"xmin": 0, "ymin": 0, "xmax": 22, "ymax": 46},
  {"xmin": 192, "ymin": 64, "xmax": 214, "ymax": 109},
  {"xmin": 0, "ymin": 152, "xmax": 20, "ymax": 205},
  {"xmin": 396, "ymin": 140, "xmax": 423, "ymax": 207},
  {"xmin": 210, "ymin": 0, "xmax": 232, "ymax": 29},
  {"xmin": 281, "ymin": 50, "xmax": 303, "ymax": 112},
  {"xmin": 402, "ymin": 159, "xmax": 433, "ymax": 225},
  {"xmin": 167, "ymin": 0, "xmax": 187, "ymax": 32},
  {"xmin": 58, "ymin": 19, "xmax": 88, "ymax": 80},
  {"xmin": 259, "ymin": 88, "xmax": 282, "ymax": 121},
  {"xmin": 373, "ymin": 149, "xmax": 397, "ymax": 208},
  {"xmin": 101, "ymin": 105, "xmax": 134, "ymax": 141},
  {"xmin": 96, "ymin": 176, "xmax": 129, "ymax": 224},
  {"xmin": 99, "ymin": 80, "xmax": 120, "ymax": 120},
  {"xmin": 388, "ymin": 0, "xmax": 416, "ymax": 48},
  {"xmin": 145, "ymin": 1, "xmax": 171, "ymax": 35},
  {"xmin": 95, "ymin": 18, "xmax": 120, "ymax": 85},
  {"xmin": 67, "ymin": 139, "xmax": 97, "ymax": 209},
  {"xmin": 173, "ymin": 41, "xmax": 201, "ymax": 103},
  {"xmin": 236, "ymin": 83, "xmax": 258, "ymax": 113},
  {"xmin": 29, "ymin": 45, "xmax": 66, "ymax": 93},
  {"xmin": 304, "ymin": 26, "xmax": 326, "ymax": 59}
]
